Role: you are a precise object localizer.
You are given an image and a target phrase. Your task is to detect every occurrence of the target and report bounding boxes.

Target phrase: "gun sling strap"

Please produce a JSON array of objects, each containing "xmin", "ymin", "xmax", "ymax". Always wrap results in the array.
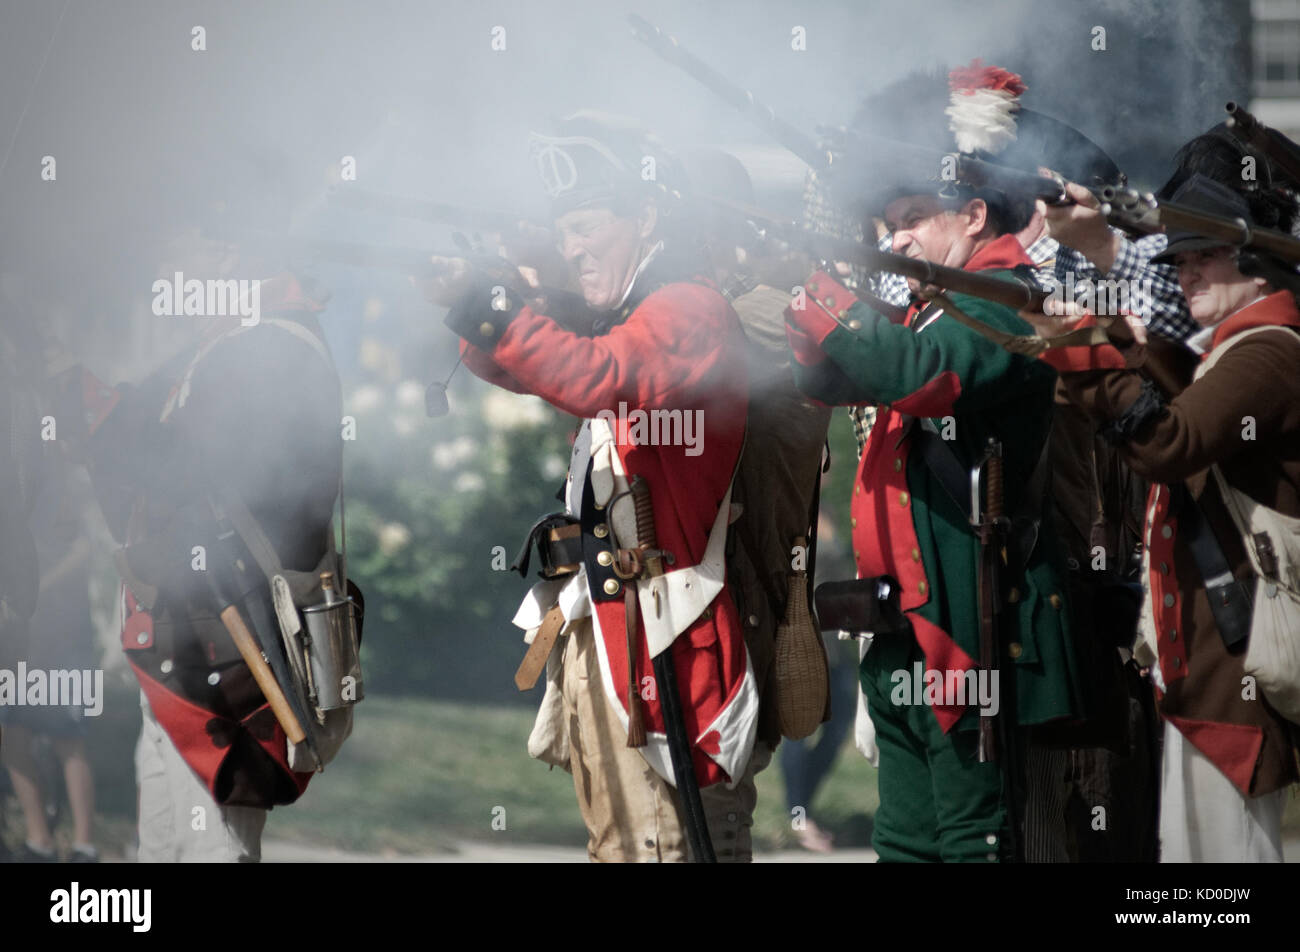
[
  {"xmin": 905, "ymin": 415, "xmax": 1050, "ymax": 572},
  {"xmin": 1170, "ymin": 483, "xmax": 1254, "ymax": 649}
]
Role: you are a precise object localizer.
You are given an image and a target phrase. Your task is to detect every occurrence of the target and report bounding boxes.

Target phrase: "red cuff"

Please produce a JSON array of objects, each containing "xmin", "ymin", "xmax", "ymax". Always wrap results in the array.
[
  {"xmin": 784, "ymin": 321, "xmax": 826, "ymax": 366},
  {"xmin": 788, "ymin": 270, "xmax": 856, "ymax": 346}
]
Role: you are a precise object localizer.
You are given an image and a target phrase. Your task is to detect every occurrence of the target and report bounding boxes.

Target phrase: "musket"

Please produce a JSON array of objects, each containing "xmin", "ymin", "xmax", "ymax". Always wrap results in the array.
[
  {"xmin": 628, "ymin": 474, "xmax": 715, "ymax": 863},
  {"xmin": 900, "ymin": 147, "xmax": 1300, "ymax": 267},
  {"xmin": 831, "ymin": 139, "xmax": 1300, "ymax": 269},
  {"xmin": 627, "ymin": 14, "xmax": 834, "ymax": 175},
  {"xmin": 721, "ymin": 195, "xmax": 1135, "ymax": 360},
  {"xmin": 1097, "ymin": 184, "xmax": 1300, "ymax": 264},
  {"xmin": 1225, "ymin": 101, "xmax": 1300, "ymax": 191},
  {"xmin": 968, "ymin": 434, "xmax": 1022, "ymax": 862},
  {"xmin": 715, "ymin": 194, "xmax": 1048, "ymax": 311}
]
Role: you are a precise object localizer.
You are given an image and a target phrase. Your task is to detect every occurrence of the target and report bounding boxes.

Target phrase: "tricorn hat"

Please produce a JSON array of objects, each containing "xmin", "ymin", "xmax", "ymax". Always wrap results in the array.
[
  {"xmin": 1149, "ymin": 173, "xmax": 1255, "ymax": 264},
  {"xmin": 527, "ymin": 111, "xmax": 679, "ymax": 217}
]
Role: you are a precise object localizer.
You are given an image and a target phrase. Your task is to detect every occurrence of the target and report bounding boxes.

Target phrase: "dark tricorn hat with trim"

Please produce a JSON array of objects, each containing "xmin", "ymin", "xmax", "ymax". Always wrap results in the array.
[
  {"xmin": 1149, "ymin": 173, "xmax": 1256, "ymax": 264},
  {"xmin": 527, "ymin": 111, "xmax": 679, "ymax": 217}
]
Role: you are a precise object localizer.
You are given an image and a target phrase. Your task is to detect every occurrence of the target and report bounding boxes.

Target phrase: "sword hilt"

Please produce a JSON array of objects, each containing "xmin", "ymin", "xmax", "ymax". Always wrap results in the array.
[{"xmin": 630, "ymin": 475, "xmax": 665, "ymax": 577}]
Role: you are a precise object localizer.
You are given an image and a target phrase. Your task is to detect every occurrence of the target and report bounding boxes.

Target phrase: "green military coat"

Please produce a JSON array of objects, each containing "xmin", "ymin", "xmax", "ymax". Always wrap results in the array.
[{"xmin": 785, "ymin": 236, "xmax": 1084, "ymax": 732}]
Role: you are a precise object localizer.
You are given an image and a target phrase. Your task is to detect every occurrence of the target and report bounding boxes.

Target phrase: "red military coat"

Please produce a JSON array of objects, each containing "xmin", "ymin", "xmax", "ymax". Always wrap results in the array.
[{"xmin": 450, "ymin": 275, "xmax": 756, "ymax": 787}]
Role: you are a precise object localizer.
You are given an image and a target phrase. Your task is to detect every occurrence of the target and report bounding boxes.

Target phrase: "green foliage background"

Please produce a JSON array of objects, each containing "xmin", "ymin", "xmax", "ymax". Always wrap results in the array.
[{"xmin": 343, "ymin": 373, "xmax": 574, "ymax": 704}]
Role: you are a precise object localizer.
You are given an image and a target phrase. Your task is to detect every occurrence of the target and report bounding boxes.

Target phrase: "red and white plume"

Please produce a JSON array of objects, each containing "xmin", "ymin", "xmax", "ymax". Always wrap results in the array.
[{"xmin": 945, "ymin": 59, "xmax": 1027, "ymax": 155}]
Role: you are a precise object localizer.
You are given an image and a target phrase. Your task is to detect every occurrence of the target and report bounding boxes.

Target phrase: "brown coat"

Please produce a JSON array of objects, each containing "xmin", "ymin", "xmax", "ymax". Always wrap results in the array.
[{"xmin": 1058, "ymin": 291, "xmax": 1300, "ymax": 796}]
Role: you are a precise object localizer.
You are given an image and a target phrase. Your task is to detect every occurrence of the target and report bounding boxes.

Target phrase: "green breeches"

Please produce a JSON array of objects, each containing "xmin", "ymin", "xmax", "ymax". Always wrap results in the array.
[{"xmin": 861, "ymin": 628, "xmax": 1008, "ymax": 863}]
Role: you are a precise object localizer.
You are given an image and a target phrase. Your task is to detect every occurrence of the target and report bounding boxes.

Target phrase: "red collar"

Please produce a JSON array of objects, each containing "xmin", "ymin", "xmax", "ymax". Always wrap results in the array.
[
  {"xmin": 904, "ymin": 234, "xmax": 1032, "ymax": 327},
  {"xmin": 964, "ymin": 233, "xmax": 1034, "ymax": 273},
  {"xmin": 1208, "ymin": 290, "xmax": 1300, "ymax": 352}
]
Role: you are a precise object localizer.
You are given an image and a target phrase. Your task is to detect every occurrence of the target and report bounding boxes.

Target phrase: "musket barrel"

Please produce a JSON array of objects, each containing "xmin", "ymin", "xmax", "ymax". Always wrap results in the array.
[
  {"xmin": 810, "ymin": 235, "xmax": 1046, "ymax": 310},
  {"xmin": 957, "ymin": 153, "xmax": 1070, "ymax": 205},
  {"xmin": 1224, "ymin": 101, "xmax": 1300, "ymax": 187},
  {"xmin": 1099, "ymin": 186, "xmax": 1300, "ymax": 263},
  {"xmin": 627, "ymin": 14, "xmax": 832, "ymax": 173},
  {"xmin": 698, "ymin": 191, "xmax": 1046, "ymax": 311}
]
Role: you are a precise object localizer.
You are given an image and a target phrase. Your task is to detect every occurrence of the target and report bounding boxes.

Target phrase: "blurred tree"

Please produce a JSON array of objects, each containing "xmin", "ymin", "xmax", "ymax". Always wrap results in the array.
[{"xmin": 343, "ymin": 372, "xmax": 573, "ymax": 704}]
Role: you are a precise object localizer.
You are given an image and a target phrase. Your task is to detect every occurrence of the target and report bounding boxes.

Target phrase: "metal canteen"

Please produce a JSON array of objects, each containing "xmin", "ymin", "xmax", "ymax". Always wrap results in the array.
[{"xmin": 301, "ymin": 577, "xmax": 364, "ymax": 711}]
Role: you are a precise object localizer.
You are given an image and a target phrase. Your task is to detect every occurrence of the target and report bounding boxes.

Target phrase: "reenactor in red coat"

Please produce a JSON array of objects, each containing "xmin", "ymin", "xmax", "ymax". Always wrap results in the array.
[{"xmin": 427, "ymin": 114, "xmax": 760, "ymax": 862}]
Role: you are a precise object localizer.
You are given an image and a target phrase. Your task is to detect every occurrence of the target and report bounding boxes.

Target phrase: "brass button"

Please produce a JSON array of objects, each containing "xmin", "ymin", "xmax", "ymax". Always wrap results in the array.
[
  {"xmin": 160, "ymin": 659, "xmax": 173, "ymax": 675},
  {"xmin": 593, "ymin": 524, "xmax": 608, "ymax": 539},
  {"xmin": 747, "ymin": 615, "xmax": 759, "ymax": 627},
  {"xmin": 893, "ymin": 458, "xmax": 903, "ymax": 472},
  {"xmin": 1159, "ymin": 562, "xmax": 1169, "ymax": 575},
  {"xmin": 917, "ymin": 580, "xmax": 928, "ymax": 595},
  {"xmin": 1161, "ymin": 525, "xmax": 1173, "ymax": 539},
  {"xmin": 911, "ymin": 547, "xmax": 920, "ymax": 562},
  {"xmin": 851, "ymin": 517, "xmax": 857, "ymax": 528},
  {"xmin": 1169, "ymin": 629, "xmax": 1178, "ymax": 642},
  {"xmin": 1008, "ymin": 643, "xmax": 1023, "ymax": 659},
  {"xmin": 1171, "ymin": 656, "xmax": 1180, "ymax": 669},
  {"xmin": 899, "ymin": 491, "xmax": 909, "ymax": 506},
  {"xmin": 1163, "ymin": 593, "xmax": 1175, "ymax": 608},
  {"xmin": 1049, "ymin": 593, "xmax": 1062, "ymax": 610},
  {"xmin": 1007, "ymin": 587, "xmax": 1020, "ymax": 604},
  {"xmin": 855, "ymin": 484, "xmax": 860, "ymax": 496},
  {"xmin": 597, "ymin": 550, "xmax": 613, "ymax": 567},
  {"xmin": 136, "ymin": 631, "xmax": 149, "ymax": 645},
  {"xmin": 847, "ymin": 319, "xmax": 862, "ymax": 331},
  {"xmin": 603, "ymin": 579, "xmax": 621, "ymax": 596},
  {"xmin": 479, "ymin": 321, "xmax": 496, "ymax": 338},
  {"xmin": 823, "ymin": 296, "xmax": 836, "ymax": 307},
  {"xmin": 807, "ymin": 281, "xmax": 819, "ymax": 293}
]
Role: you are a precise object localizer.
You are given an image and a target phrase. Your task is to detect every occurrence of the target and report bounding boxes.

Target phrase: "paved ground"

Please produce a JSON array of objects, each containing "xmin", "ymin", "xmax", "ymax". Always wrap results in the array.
[{"xmin": 260, "ymin": 839, "xmax": 880, "ymax": 863}]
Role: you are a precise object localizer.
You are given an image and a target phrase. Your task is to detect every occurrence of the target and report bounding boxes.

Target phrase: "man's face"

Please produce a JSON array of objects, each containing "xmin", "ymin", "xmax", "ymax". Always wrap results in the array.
[
  {"xmin": 884, "ymin": 195, "xmax": 984, "ymax": 293},
  {"xmin": 554, "ymin": 204, "xmax": 650, "ymax": 311},
  {"xmin": 1174, "ymin": 246, "xmax": 1265, "ymax": 327}
]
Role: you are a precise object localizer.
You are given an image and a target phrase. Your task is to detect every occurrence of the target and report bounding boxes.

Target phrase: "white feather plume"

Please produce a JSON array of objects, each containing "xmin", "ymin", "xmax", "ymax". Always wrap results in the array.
[{"xmin": 946, "ymin": 87, "xmax": 1019, "ymax": 155}]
